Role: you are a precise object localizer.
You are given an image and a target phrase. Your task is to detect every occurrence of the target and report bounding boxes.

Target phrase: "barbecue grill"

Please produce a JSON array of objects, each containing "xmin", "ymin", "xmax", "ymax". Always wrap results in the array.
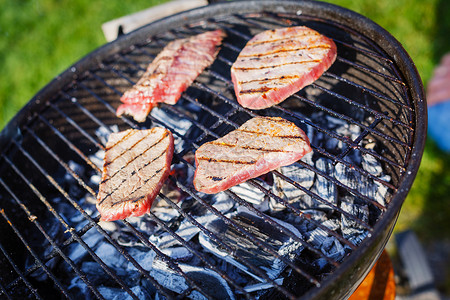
[{"xmin": 0, "ymin": 1, "xmax": 426, "ymax": 299}]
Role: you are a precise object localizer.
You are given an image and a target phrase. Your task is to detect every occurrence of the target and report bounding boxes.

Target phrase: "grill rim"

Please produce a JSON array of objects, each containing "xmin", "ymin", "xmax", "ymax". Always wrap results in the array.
[{"xmin": 0, "ymin": 1, "xmax": 426, "ymax": 299}]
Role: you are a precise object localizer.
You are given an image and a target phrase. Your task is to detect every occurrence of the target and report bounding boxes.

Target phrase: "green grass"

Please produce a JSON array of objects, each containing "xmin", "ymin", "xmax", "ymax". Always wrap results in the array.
[
  {"xmin": 0, "ymin": 0, "xmax": 168, "ymax": 127},
  {"xmin": 1, "ymin": 0, "xmax": 449, "ymax": 284}
]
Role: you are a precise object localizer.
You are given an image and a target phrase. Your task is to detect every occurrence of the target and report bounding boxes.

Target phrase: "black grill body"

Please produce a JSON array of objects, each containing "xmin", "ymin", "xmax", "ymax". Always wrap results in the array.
[{"xmin": 0, "ymin": 1, "xmax": 425, "ymax": 299}]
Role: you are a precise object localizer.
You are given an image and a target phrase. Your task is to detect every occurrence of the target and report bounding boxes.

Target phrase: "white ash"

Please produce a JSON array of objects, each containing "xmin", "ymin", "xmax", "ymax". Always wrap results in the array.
[
  {"xmin": 199, "ymin": 207, "xmax": 304, "ymax": 282},
  {"xmin": 95, "ymin": 124, "xmax": 119, "ymax": 146},
  {"xmin": 150, "ymin": 260, "xmax": 236, "ymax": 300},
  {"xmin": 271, "ymin": 152, "xmax": 315, "ymax": 211},
  {"xmin": 32, "ymin": 111, "xmax": 395, "ymax": 299},
  {"xmin": 230, "ymin": 180, "xmax": 271, "ymax": 212}
]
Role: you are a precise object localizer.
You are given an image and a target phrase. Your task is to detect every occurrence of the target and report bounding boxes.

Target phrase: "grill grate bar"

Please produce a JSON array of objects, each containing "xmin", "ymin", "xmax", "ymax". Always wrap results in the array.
[
  {"xmin": 120, "ymin": 221, "xmax": 220, "ymax": 300},
  {"xmin": 0, "ymin": 210, "xmax": 71, "ymax": 300},
  {"xmin": 19, "ymin": 124, "xmax": 183, "ymax": 300},
  {"xmin": 226, "ymin": 14, "xmax": 406, "ymax": 85},
  {"xmin": 76, "ymin": 80, "xmax": 137, "ymax": 129},
  {"xmin": 210, "ymin": 51, "xmax": 411, "ymax": 150},
  {"xmin": 294, "ymin": 153, "xmax": 386, "ymax": 210},
  {"xmin": 200, "ymin": 68, "xmax": 405, "ymax": 180},
  {"xmin": 0, "ymin": 221, "xmax": 44, "ymax": 300},
  {"xmin": 157, "ymin": 182, "xmax": 308, "ymax": 296},
  {"xmin": 136, "ymin": 89, "xmax": 356, "ymax": 258},
  {"xmin": 60, "ymin": 91, "xmax": 114, "ymax": 135},
  {"xmin": 311, "ymin": 82, "xmax": 412, "ymax": 143},
  {"xmin": 49, "ymin": 102, "xmax": 105, "ymax": 151},
  {"xmin": 335, "ymin": 56, "xmax": 405, "ymax": 85},
  {"xmin": 235, "ymin": 178, "xmax": 362, "ymax": 248},
  {"xmin": 56, "ymin": 84, "xmax": 299, "ymax": 297},
  {"xmin": 7, "ymin": 142, "xmax": 138, "ymax": 300},
  {"xmin": 310, "ymin": 145, "xmax": 396, "ymax": 190},
  {"xmin": 171, "ymin": 173, "xmax": 322, "ymax": 291},
  {"xmin": 144, "ymin": 108, "xmax": 335, "ymax": 274},
  {"xmin": 261, "ymin": 12, "xmax": 398, "ymax": 66},
  {"xmin": 37, "ymin": 114, "xmax": 102, "ymax": 174},
  {"xmin": 274, "ymin": 103, "xmax": 407, "ymax": 172},
  {"xmin": 0, "ymin": 278, "xmax": 13, "ymax": 300},
  {"xmin": 272, "ymin": 168, "xmax": 372, "ymax": 231},
  {"xmin": 334, "ymin": 117, "xmax": 383, "ymax": 162},
  {"xmin": 322, "ymin": 72, "xmax": 412, "ymax": 112},
  {"xmin": 36, "ymin": 220, "xmax": 99, "ymax": 271},
  {"xmin": 23, "ymin": 125, "xmax": 97, "ymax": 197},
  {"xmin": 0, "ymin": 214, "xmax": 46, "ymax": 300},
  {"xmin": 145, "ymin": 209, "xmax": 253, "ymax": 298}
]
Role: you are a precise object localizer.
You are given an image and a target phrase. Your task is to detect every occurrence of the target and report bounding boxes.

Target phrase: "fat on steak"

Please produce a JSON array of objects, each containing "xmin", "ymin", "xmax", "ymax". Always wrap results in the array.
[
  {"xmin": 117, "ymin": 29, "xmax": 225, "ymax": 122},
  {"xmin": 231, "ymin": 26, "xmax": 337, "ymax": 110},
  {"xmin": 193, "ymin": 116, "xmax": 312, "ymax": 194},
  {"xmin": 96, "ymin": 127, "xmax": 174, "ymax": 221}
]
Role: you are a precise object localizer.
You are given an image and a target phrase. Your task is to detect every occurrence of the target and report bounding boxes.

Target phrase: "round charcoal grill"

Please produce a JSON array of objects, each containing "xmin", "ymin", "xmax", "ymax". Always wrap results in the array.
[{"xmin": 0, "ymin": 1, "xmax": 426, "ymax": 299}]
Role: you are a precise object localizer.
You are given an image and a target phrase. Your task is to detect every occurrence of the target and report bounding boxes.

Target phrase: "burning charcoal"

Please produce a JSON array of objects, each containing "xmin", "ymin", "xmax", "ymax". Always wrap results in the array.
[
  {"xmin": 152, "ymin": 192, "xmax": 235, "ymax": 249},
  {"xmin": 89, "ymin": 149, "xmax": 105, "ymax": 170},
  {"xmin": 242, "ymin": 278, "xmax": 284, "ymax": 293},
  {"xmin": 298, "ymin": 157, "xmax": 337, "ymax": 210},
  {"xmin": 306, "ymin": 219, "xmax": 340, "ymax": 248},
  {"xmin": 95, "ymin": 242, "xmax": 128, "ymax": 270},
  {"xmin": 126, "ymin": 248, "xmax": 156, "ymax": 272},
  {"xmin": 361, "ymin": 153, "xmax": 383, "ymax": 176},
  {"xmin": 98, "ymin": 285, "xmax": 151, "ymax": 300},
  {"xmin": 81, "ymin": 261, "xmax": 127, "ymax": 286},
  {"xmin": 68, "ymin": 228, "xmax": 104, "ymax": 263},
  {"xmin": 320, "ymin": 237, "xmax": 346, "ymax": 261},
  {"xmin": 95, "ymin": 124, "xmax": 119, "ymax": 146},
  {"xmin": 161, "ymin": 246, "xmax": 193, "ymax": 262},
  {"xmin": 230, "ymin": 180, "xmax": 270, "ymax": 212},
  {"xmin": 340, "ymin": 196, "xmax": 370, "ymax": 245},
  {"xmin": 272, "ymin": 152, "xmax": 315, "ymax": 211},
  {"xmin": 111, "ymin": 229, "xmax": 146, "ymax": 248},
  {"xmin": 126, "ymin": 215, "xmax": 158, "ymax": 235},
  {"xmin": 153, "ymin": 213, "xmax": 220, "ymax": 249},
  {"xmin": 199, "ymin": 207, "xmax": 304, "ymax": 282},
  {"xmin": 371, "ymin": 174, "xmax": 391, "ymax": 206},
  {"xmin": 150, "ymin": 260, "xmax": 235, "ymax": 299},
  {"xmin": 334, "ymin": 162, "xmax": 391, "ymax": 206},
  {"xmin": 306, "ymin": 219, "xmax": 348, "ymax": 261},
  {"xmin": 26, "ymin": 219, "xmax": 64, "ymax": 281},
  {"xmin": 151, "ymin": 106, "xmax": 195, "ymax": 153}
]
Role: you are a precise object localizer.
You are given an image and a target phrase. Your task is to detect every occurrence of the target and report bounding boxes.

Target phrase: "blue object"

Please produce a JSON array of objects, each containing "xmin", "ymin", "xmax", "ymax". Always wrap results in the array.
[{"xmin": 428, "ymin": 100, "xmax": 450, "ymax": 152}]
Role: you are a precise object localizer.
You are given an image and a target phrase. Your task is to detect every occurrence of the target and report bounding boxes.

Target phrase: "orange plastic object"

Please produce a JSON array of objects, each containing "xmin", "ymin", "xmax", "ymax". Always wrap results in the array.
[{"xmin": 349, "ymin": 250, "xmax": 396, "ymax": 300}]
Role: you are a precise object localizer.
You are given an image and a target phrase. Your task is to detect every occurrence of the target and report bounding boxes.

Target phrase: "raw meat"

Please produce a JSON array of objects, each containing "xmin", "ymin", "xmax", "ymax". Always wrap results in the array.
[
  {"xmin": 193, "ymin": 116, "xmax": 312, "ymax": 194},
  {"xmin": 117, "ymin": 29, "xmax": 225, "ymax": 122},
  {"xmin": 231, "ymin": 26, "xmax": 337, "ymax": 109},
  {"xmin": 96, "ymin": 127, "xmax": 174, "ymax": 221}
]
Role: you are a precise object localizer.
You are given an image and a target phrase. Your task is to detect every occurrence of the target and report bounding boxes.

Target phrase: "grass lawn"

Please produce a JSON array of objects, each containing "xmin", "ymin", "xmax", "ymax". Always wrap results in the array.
[{"xmin": 1, "ymin": 0, "xmax": 449, "ymax": 292}]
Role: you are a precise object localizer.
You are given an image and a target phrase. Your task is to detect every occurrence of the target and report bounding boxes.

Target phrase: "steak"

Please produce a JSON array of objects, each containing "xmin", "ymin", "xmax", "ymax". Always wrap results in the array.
[
  {"xmin": 117, "ymin": 29, "xmax": 225, "ymax": 122},
  {"xmin": 193, "ymin": 116, "xmax": 312, "ymax": 194},
  {"xmin": 231, "ymin": 26, "xmax": 337, "ymax": 110},
  {"xmin": 96, "ymin": 127, "xmax": 174, "ymax": 221}
]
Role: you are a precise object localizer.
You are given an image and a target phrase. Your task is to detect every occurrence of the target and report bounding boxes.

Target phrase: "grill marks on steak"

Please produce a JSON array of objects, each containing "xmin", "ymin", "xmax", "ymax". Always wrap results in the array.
[
  {"xmin": 116, "ymin": 29, "xmax": 225, "ymax": 122},
  {"xmin": 96, "ymin": 127, "xmax": 174, "ymax": 221},
  {"xmin": 193, "ymin": 117, "xmax": 312, "ymax": 194},
  {"xmin": 231, "ymin": 26, "xmax": 337, "ymax": 110}
]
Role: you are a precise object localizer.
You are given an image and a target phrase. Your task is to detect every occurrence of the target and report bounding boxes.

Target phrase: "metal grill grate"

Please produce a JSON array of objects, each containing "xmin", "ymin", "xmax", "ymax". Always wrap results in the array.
[{"xmin": 0, "ymin": 3, "xmax": 423, "ymax": 300}]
